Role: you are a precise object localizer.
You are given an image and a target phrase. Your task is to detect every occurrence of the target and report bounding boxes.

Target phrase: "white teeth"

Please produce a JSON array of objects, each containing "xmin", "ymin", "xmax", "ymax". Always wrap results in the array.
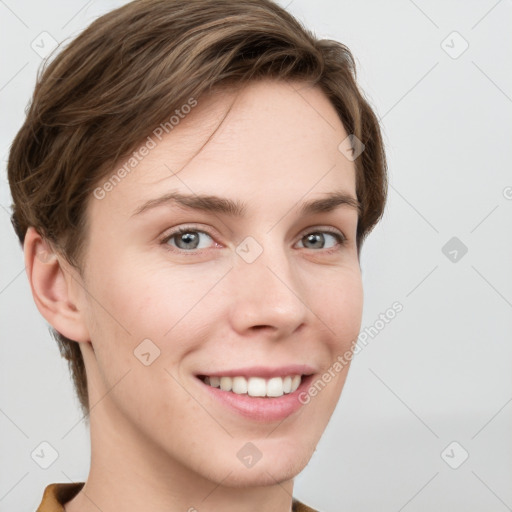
[
  {"xmin": 202, "ymin": 374, "xmax": 303, "ymax": 397},
  {"xmin": 291, "ymin": 375, "xmax": 301, "ymax": 392},
  {"xmin": 266, "ymin": 377, "xmax": 284, "ymax": 397},
  {"xmin": 220, "ymin": 376, "xmax": 232, "ymax": 391},
  {"xmin": 248, "ymin": 377, "xmax": 267, "ymax": 397},
  {"xmin": 232, "ymin": 376, "xmax": 248, "ymax": 394},
  {"xmin": 283, "ymin": 376, "xmax": 292, "ymax": 393}
]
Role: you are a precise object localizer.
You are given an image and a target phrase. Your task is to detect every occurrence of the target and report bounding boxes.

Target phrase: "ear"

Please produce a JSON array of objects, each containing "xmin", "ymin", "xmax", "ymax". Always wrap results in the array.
[{"xmin": 24, "ymin": 227, "xmax": 90, "ymax": 343}]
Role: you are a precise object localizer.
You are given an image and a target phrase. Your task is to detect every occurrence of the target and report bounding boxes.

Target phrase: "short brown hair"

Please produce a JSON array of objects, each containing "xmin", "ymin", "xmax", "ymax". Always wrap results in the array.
[{"xmin": 7, "ymin": 0, "xmax": 387, "ymax": 417}]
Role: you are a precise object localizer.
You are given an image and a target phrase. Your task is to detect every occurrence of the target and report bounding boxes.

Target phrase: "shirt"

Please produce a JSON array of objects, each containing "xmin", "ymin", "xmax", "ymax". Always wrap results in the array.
[{"xmin": 36, "ymin": 482, "xmax": 319, "ymax": 511}]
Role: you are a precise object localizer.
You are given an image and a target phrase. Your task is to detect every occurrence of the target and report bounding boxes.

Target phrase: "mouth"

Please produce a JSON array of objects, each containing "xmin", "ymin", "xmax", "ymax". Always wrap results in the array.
[
  {"xmin": 197, "ymin": 373, "xmax": 306, "ymax": 398},
  {"xmin": 194, "ymin": 370, "xmax": 316, "ymax": 422}
]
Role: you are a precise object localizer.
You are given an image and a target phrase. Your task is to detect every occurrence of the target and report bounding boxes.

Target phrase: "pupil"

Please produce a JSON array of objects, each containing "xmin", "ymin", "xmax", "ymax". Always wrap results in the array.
[
  {"xmin": 306, "ymin": 233, "xmax": 324, "ymax": 249},
  {"xmin": 178, "ymin": 232, "xmax": 198, "ymax": 249}
]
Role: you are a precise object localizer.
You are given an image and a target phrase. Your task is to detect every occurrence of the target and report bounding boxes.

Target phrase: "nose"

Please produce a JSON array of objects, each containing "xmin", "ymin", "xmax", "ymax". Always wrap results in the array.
[{"xmin": 226, "ymin": 242, "xmax": 308, "ymax": 339}]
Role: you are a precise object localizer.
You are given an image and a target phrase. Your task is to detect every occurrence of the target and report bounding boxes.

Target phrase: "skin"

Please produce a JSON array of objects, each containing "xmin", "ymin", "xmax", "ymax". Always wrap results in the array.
[{"xmin": 25, "ymin": 78, "xmax": 363, "ymax": 512}]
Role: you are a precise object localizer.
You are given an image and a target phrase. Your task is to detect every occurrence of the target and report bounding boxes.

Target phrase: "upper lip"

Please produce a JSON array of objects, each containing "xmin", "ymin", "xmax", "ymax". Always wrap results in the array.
[{"xmin": 196, "ymin": 364, "xmax": 316, "ymax": 379}]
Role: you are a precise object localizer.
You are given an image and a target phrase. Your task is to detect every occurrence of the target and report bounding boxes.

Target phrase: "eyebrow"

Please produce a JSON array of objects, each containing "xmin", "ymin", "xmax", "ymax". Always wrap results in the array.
[{"xmin": 132, "ymin": 191, "xmax": 361, "ymax": 218}]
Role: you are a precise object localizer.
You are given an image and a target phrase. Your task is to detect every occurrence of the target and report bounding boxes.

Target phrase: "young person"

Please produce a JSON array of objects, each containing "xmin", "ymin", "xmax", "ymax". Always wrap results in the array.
[{"xmin": 7, "ymin": 1, "xmax": 387, "ymax": 510}]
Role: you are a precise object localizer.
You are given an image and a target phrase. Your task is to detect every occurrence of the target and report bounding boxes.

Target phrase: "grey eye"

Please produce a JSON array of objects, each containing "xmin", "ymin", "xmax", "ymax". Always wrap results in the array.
[
  {"xmin": 298, "ymin": 232, "xmax": 339, "ymax": 250},
  {"xmin": 167, "ymin": 230, "xmax": 213, "ymax": 251}
]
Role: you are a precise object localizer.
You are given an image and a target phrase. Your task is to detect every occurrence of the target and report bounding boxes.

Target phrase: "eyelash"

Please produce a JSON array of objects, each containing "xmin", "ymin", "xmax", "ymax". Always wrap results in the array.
[{"xmin": 160, "ymin": 225, "xmax": 348, "ymax": 255}]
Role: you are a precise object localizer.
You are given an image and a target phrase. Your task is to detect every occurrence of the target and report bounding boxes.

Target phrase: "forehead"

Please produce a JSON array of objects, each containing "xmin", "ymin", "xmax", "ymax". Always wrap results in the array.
[{"xmin": 91, "ymin": 79, "xmax": 357, "ymax": 218}]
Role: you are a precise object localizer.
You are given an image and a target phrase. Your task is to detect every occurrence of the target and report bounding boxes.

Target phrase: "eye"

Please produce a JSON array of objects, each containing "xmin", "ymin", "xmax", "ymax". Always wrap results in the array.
[
  {"xmin": 160, "ymin": 225, "xmax": 347, "ymax": 254},
  {"xmin": 162, "ymin": 227, "xmax": 216, "ymax": 251},
  {"xmin": 296, "ymin": 229, "xmax": 346, "ymax": 251}
]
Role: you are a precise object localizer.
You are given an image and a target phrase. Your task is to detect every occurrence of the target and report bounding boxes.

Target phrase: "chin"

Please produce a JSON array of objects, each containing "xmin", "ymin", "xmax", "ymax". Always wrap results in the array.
[
  {"xmin": 213, "ymin": 460, "xmax": 304, "ymax": 488},
  {"xmin": 205, "ymin": 441, "xmax": 314, "ymax": 488}
]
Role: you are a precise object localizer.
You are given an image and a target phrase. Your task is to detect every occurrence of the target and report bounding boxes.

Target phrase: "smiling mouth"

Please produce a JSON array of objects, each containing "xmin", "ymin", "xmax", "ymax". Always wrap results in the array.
[{"xmin": 197, "ymin": 374, "xmax": 307, "ymax": 398}]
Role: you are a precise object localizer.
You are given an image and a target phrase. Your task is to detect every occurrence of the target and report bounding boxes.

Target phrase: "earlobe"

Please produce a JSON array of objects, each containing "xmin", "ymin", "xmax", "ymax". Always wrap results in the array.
[{"xmin": 24, "ymin": 227, "xmax": 90, "ymax": 343}]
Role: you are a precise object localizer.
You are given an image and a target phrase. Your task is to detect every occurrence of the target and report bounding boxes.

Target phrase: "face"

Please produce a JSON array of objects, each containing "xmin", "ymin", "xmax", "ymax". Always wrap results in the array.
[{"xmin": 77, "ymin": 79, "xmax": 363, "ymax": 487}]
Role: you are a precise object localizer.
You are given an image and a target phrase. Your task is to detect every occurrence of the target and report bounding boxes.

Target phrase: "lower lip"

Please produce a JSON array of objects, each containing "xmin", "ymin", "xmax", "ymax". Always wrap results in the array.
[{"xmin": 196, "ymin": 375, "xmax": 315, "ymax": 422}]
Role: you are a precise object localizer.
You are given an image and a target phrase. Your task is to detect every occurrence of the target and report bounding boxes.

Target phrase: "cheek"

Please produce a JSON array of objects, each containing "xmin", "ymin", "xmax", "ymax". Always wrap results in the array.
[
  {"xmin": 84, "ymin": 251, "xmax": 363, "ymax": 372},
  {"xmin": 313, "ymin": 266, "xmax": 364, "ymax": 348},
  {"xmin": 297, "ymin": 270, "xmax": 362, "ymax": 429},
  {"xmin": 83, "ymin": 255, "xmax": 227, "ymax": 357}
]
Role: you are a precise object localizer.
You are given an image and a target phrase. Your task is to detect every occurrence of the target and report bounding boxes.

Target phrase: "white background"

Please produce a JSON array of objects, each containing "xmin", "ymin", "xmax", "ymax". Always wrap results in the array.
[{"xmin": 1, "ymin": 1, "xmax": 511, "ymax": 511}]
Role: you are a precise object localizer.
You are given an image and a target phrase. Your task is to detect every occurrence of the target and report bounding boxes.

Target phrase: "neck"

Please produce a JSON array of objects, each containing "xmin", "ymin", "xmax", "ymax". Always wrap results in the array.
[{"xmin": 64, "ymin": 402, "xmax": 295, "ymax": 512}]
